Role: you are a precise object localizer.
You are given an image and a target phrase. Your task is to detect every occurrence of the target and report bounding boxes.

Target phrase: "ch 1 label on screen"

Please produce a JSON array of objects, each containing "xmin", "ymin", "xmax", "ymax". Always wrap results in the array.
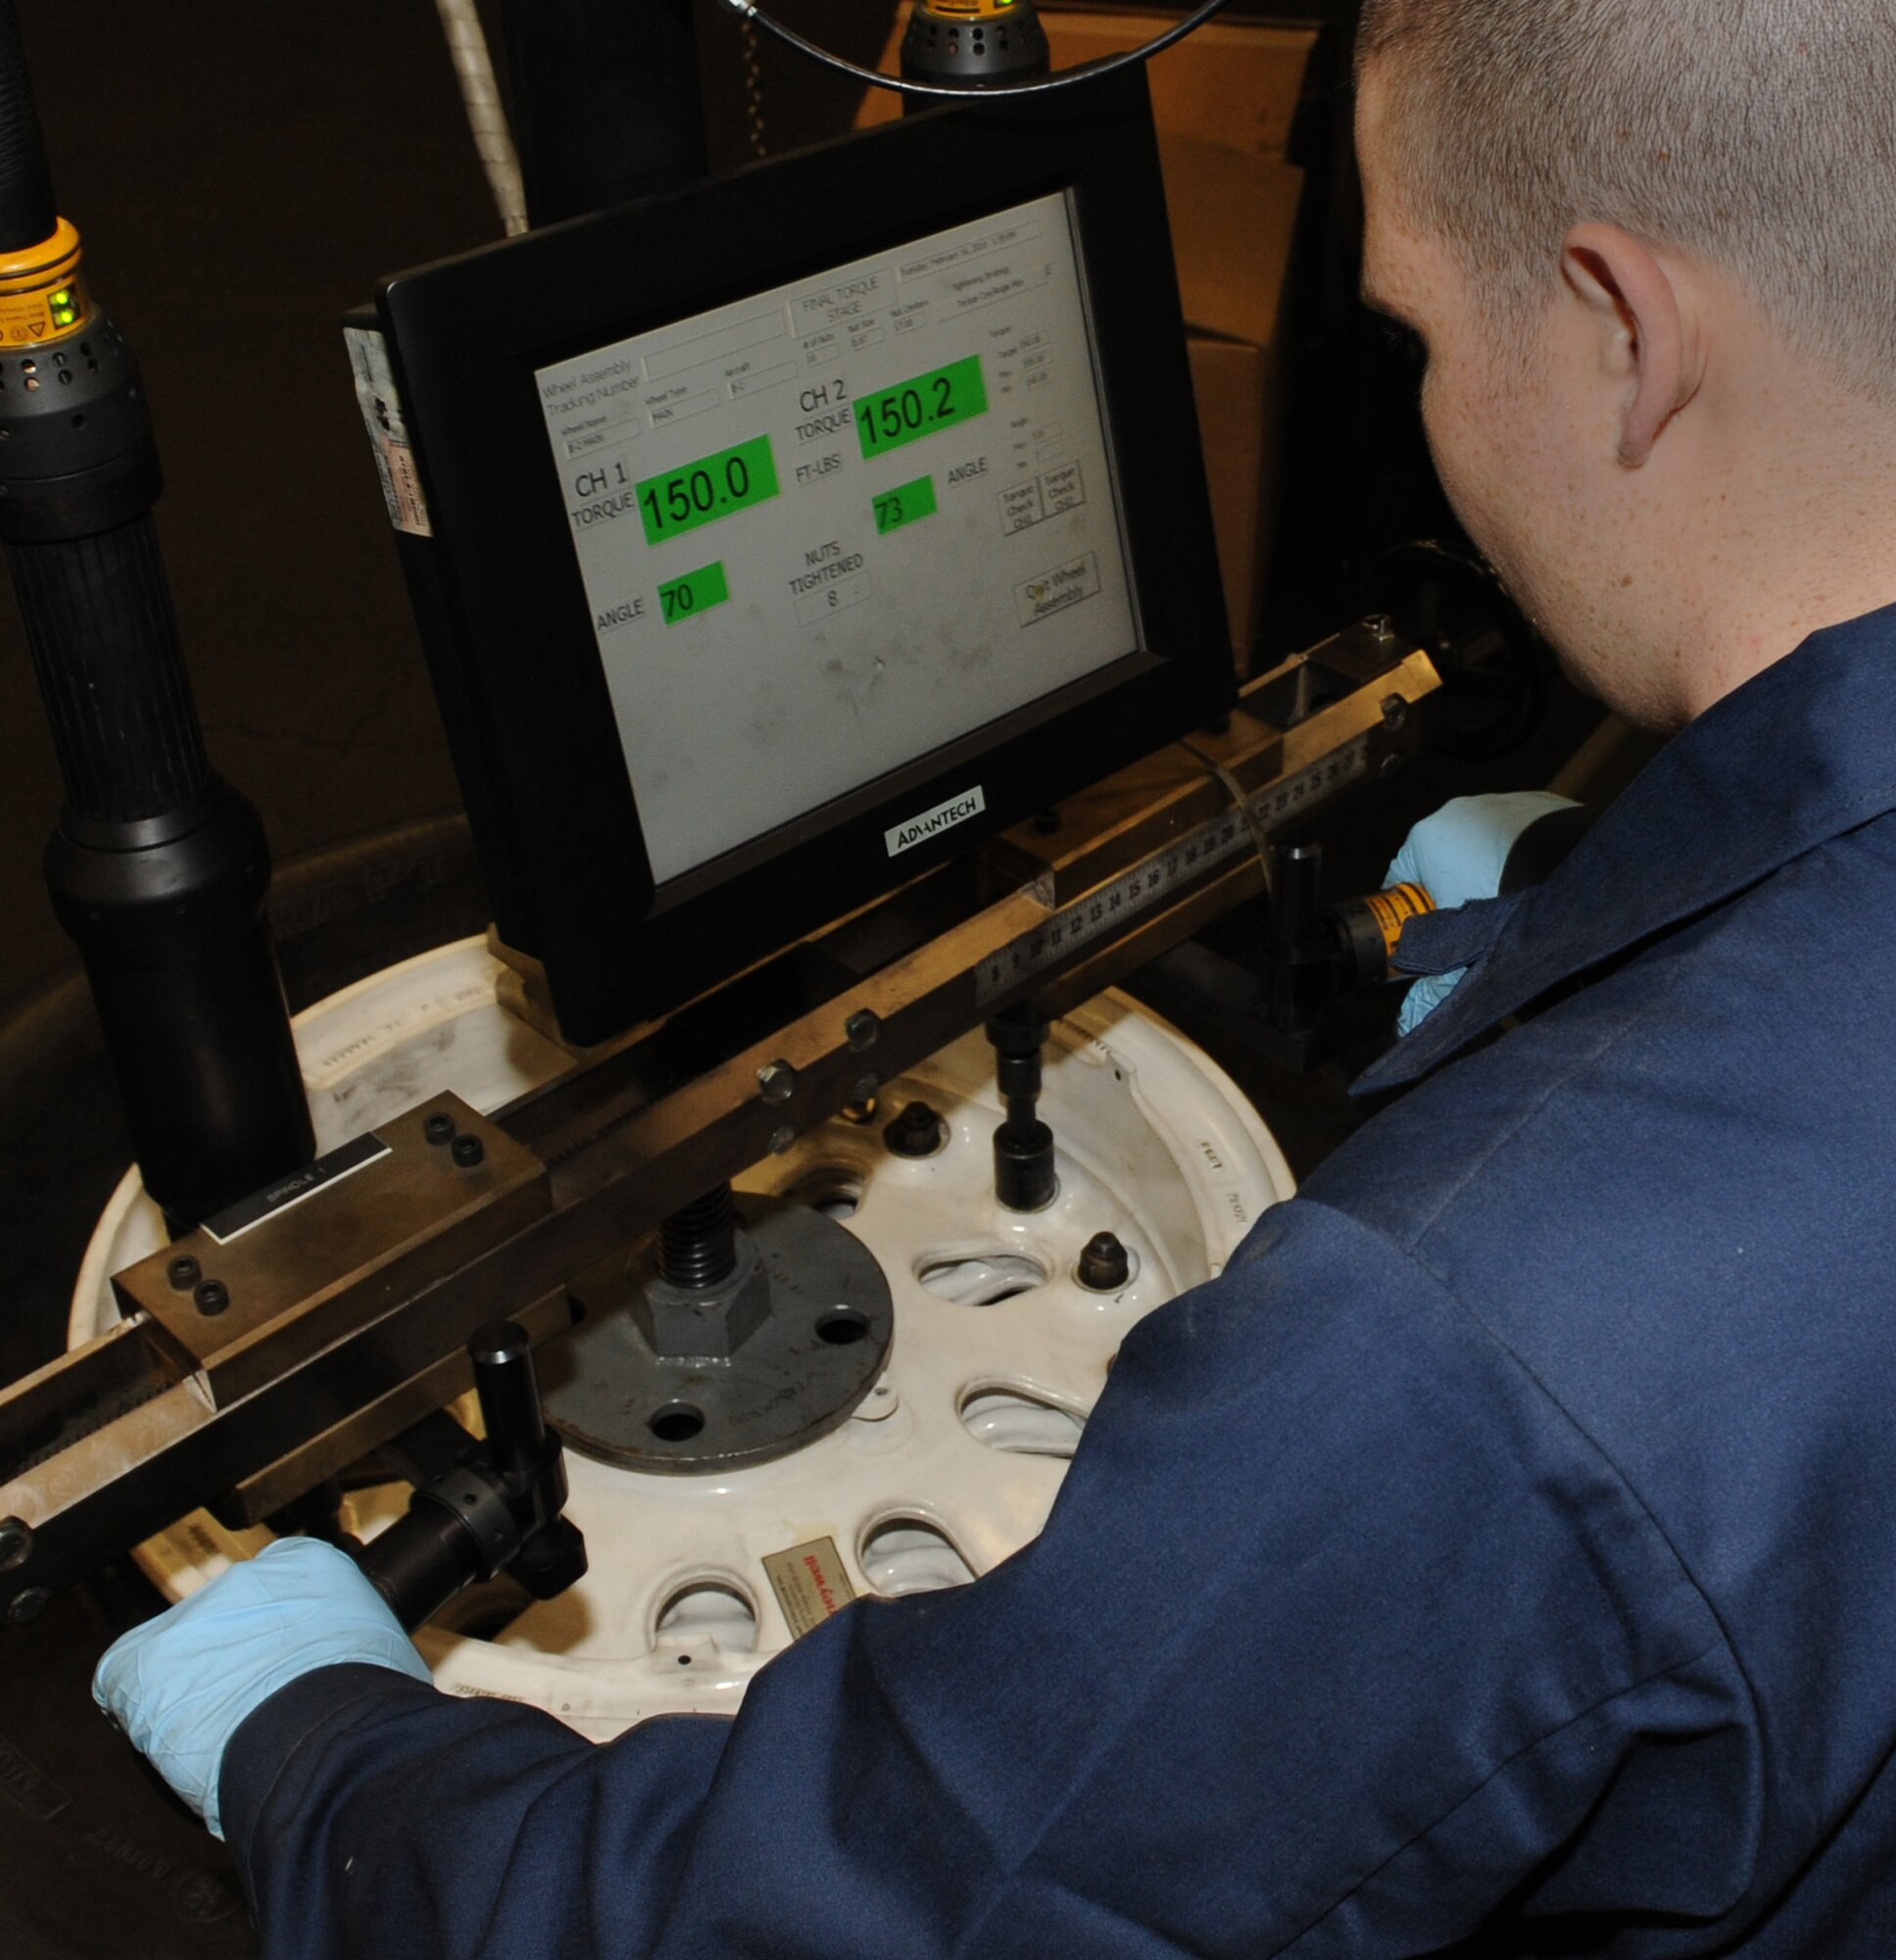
[{"xmin": 886, "ymin": 786, "xmax": 986, "ymax": 858}]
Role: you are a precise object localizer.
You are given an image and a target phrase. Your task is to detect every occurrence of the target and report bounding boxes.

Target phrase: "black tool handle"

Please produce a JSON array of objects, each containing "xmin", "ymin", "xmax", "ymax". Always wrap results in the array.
[
  {"xmin": 10, "ymin": 516, "xmax": 211, "ymax": 824},
  {"xmin": 0, "ymin": 0, "xmax": 54, "ymax": 253}
]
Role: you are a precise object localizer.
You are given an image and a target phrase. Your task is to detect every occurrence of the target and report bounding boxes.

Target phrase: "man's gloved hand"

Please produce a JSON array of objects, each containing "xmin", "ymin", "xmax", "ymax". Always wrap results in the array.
[
  {"xmin": 93, "ymin": 1535, "xmax": 431, "ymax": 1839},
  {"xmin": 1386, "ymin": 792, "xmax": 1581, "ymax": 1034}
]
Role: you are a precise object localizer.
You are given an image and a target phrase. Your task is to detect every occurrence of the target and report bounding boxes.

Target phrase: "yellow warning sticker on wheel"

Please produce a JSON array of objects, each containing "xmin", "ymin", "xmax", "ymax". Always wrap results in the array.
[{"xmin": 764, "ymin": 1536, "xmax": 857, "ymax": 1638}]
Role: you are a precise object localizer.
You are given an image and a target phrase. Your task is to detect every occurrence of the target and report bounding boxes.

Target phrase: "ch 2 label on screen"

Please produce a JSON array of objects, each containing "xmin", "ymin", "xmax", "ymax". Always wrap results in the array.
[{"xmin": 886, "ymin": 786, "xmax": 986, "ymax": 858}]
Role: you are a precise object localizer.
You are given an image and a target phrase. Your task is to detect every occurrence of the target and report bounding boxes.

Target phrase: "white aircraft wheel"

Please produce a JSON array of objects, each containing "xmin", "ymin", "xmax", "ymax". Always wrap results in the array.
[{"xmin": 72, "ymin": 938, "xmax": 1292, "ymax": 1740}]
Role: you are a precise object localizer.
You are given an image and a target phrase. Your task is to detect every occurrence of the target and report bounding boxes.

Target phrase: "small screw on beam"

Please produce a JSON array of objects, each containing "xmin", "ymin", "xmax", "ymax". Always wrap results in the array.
[
  {"xmin": 7, "ymin": 1588, "xmax": 49, "ymax": 1625},
  {"xmin": 757, "ymin": 1059, "xmax": 798, "ymax": 1104},
  {"xmin": 845, "ymin": 1010, "xmax": 880, "ymax": 1054}
]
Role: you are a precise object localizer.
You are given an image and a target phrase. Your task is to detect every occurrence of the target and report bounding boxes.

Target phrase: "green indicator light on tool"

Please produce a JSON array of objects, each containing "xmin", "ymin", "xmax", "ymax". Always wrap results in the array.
[
  {"xmin": 636, "ymin": 434, "xmax": 779, "ymax": 547},
  {"xmin": 873, "ymin": 474, "xmax": 939, "ymax": 536},
  {"xmin": 853, "ymin": 356, "xmax": 988, "ymax": 462},
  {"xmin": 657, "ymin": 560, "xmax": 730, "ymax": 625}
]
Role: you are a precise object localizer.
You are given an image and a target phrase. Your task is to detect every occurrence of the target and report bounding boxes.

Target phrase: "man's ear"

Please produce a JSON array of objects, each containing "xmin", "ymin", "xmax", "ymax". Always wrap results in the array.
[{"xmin": 1561, "ymin": 221, "xmax": 1699, "ymax": 468}]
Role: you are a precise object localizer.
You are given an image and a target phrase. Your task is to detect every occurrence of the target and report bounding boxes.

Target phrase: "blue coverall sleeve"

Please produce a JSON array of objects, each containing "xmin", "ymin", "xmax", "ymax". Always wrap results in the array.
[{"xmin": 220, "ymin": 1200, "xmax": 1758, "ymax": 1960}]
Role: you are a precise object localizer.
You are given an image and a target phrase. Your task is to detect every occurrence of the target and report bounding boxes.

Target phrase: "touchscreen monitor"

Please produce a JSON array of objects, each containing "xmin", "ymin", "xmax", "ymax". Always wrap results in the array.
[{"xmin": 367, "ymin": 71, "xmax": 1234, "ymax": 1043}]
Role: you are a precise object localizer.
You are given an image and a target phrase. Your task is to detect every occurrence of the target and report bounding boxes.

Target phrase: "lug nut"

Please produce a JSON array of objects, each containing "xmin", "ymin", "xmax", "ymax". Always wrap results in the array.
[
  {"xmin": 1076, "ymin": 1232, "xmax": 1131, "ymax": 1293},
  {"xmin": 166, "ymin": 1254, "xmax": 200, "ymax": 1292},
  {"xmin": 451, "ymin": 1133, "xmax": 486, "ymax": 1168},
  {"xmin": 884, "ymin": 1101, "xmax": 946, "ymax": 1158},
  {"xmin": 194, "ymin": 1279, "xmax": 229, "ymax": 1317},
  {"xmin": 423, "ymin": 1111, "xmax": 457, "ymax": 1146}
]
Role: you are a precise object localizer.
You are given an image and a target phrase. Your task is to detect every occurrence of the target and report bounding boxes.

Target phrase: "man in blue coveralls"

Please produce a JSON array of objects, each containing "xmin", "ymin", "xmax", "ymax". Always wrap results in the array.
[{"xmin": 91, "ymin": 1, "xmax": 1896, "ymax": 1952}]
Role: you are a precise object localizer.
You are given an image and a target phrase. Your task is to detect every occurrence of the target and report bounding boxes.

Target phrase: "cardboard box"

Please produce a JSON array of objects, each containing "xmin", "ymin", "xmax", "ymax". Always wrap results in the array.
[
  {"xmin": 858, "ymin": 10, "xmax": 1317, "ymax": 670},
  {"xmin": 1188, "ymin": 330, "xmax": 1269, "ymax": 678}
]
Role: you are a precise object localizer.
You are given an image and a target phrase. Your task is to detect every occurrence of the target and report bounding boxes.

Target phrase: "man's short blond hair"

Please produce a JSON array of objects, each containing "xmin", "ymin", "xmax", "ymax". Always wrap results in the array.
[{"xmin": 1359, "ymin": 0, "xmax": 1896, "ymax": 400}]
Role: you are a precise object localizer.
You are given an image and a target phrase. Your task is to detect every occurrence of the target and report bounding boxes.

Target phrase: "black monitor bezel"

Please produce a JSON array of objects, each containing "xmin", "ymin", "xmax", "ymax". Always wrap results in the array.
[{"xmin": 375, "ymin": 69, "xmax": 1234, "ymax": 1044}]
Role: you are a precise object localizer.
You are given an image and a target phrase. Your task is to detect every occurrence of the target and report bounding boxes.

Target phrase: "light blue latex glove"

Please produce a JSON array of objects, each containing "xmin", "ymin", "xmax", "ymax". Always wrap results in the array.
[
  {"xmin": 92, "ymin": 1536, "xmax": 430, "ymax": 1839},
  {"xmin": 1386, "ymin": 792, "xmax": 1581, "ymax": 1034}
]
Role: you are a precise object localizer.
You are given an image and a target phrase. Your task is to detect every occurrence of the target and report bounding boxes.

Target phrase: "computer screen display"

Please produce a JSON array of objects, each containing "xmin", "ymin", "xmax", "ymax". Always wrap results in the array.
[
  {"xmin": 534, "ymin": 190, "xmax": 1138, "ymax": 886},
  {"xmin": 372, "ymin": 73, "xmax": 1234, "ymax": 1042}
]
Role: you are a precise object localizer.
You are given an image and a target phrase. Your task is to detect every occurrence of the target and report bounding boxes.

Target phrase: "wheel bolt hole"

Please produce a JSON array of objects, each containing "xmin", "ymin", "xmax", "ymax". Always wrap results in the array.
[
  {"xmin": 816, "ymin": 1306, "xmax": 869, "ymax": 1346},
  {"xmin": 648, "ymin": 1400, "xmax": 705, "ymax": 1443}
]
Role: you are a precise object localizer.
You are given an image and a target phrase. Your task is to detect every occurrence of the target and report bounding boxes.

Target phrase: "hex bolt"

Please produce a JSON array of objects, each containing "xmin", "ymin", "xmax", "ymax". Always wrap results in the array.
[
  {"xmin": 1381, "ymin": 694, "xmax": 1410, "ymax": 731},
  {"xmin": 166, "ymin": 1253, "xmax": 200, "ymax": 1292},
  {"xmin": 1032, "ymin": 808, "xmax": 1062, "ymax": 836},
  {"xmin": 7, "ymin": 1588, "xmax": 49, "ymax": 1624},
  {"xmin": 768, "ymin": 1124, "xmax": 798, "ymax": 1155},
  {"xmin": 0, "ymin": 1516, "xmax": 31, "ymax": 1572},
  {"xmin": 1077, "ymin": 1232, "xmax": 1132, "ymax": 1293},
  {"xmin": 194, "ymin": 1279, "xmax": 229, "ymax": 1317},
  {"xmin": 757, "ymin": 1059, "xmax": 798, "ymax": 1104},
  {"xmin": 1366, "ymin": 612, "xmax": 1396, "ymax": 643},
  {"xmin": 423, "ymin": 1111, "xmax": 457, "ymax": 1146},
  {"xmin": 884, "ymin": 1100, "xmax": 946, "ymax": 1158},
  {"xmin": 845, "ymin": 1010, "xmax": 880, "ymax": 1054},
  {"xmin": 852, "ymin": 1072, "xmax": 879, "ymax": 1103},
  {"xmin": 451, "ymin": 1133, "xmax": 486, "ymax": 1168}
]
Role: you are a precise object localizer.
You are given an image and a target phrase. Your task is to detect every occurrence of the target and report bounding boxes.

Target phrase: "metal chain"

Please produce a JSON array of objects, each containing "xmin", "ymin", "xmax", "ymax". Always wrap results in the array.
[{"xmin": 740, "ymin": 16, "xmax": 769, "ymax": 157}]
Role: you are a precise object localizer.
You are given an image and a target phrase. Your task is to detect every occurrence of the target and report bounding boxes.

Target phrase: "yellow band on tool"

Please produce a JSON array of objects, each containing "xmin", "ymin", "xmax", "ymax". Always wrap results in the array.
[
  {"xmin": 0, "ymin": 218, "xmax": 90, "ymax": 344},
  {"xmin": 920, "ymin": 0, "xmax": 1026, "ymax": 20},
  {"xmin": 1363, "ymin": 881, "xmax": 1435, "ymax": 960}
]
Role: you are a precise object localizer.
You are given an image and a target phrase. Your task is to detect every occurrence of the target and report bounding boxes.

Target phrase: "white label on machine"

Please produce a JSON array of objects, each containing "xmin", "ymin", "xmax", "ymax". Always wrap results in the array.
[
  {"xmin": 345, "ymin": 326, "xmax": 432, "ymax": 537},
  {"xmin": 885, "ymin": 784, "xmax": 985, "ymax": 858},
  {"xmin": 533, "ymin": 191, "xmax": 1139, "ymax": 887}
]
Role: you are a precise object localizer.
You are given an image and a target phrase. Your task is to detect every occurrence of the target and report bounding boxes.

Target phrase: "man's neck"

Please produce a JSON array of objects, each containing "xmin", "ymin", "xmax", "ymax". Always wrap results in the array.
[{"xmin": 1673, "ymin": 368, "xmax": 1896, "ymax": 719}]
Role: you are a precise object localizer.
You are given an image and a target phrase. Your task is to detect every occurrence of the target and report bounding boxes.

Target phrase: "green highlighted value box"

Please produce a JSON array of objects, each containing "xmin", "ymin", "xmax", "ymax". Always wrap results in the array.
[
  {"xmin": 853, "ymin": 355, "xmax": 988, "ymax": 461},
  {"xmin": 872, "ymin": 474, "xmax": 938, "ymax": 536},
  {"xmin": 657, "ymin": 560, "xmax": 730, "ymax": 625},
  {"xmin": 637, "ymin": 434, "xmax": 779, "ymax": 547}
]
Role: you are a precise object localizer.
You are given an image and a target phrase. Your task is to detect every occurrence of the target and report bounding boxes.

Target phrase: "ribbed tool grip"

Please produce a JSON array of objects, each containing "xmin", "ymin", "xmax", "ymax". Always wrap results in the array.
[
  {"xmin": 0, "ymin": 0, "xmax": 55, "ymax": 254},
  {"xmin": 7, "ymin": 515, "xmax": 212, "ymax": 824}
]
